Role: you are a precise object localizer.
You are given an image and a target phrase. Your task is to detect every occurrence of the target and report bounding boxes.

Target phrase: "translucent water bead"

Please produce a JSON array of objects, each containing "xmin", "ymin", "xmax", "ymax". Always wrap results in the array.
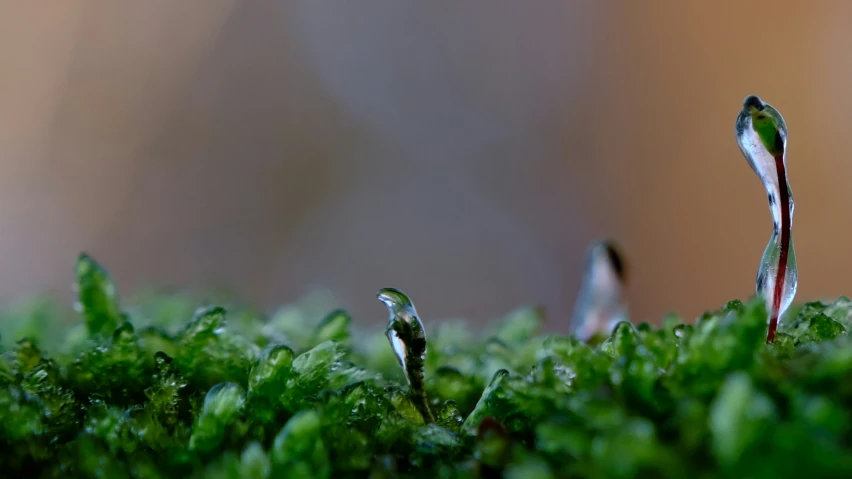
[
  {"xmin": 377, "ymin": 287, "xmax": 434, "ymax": 423},
  {"xmin": 570, "ymin": 240, "xmax": 629, "ymax": 341},
  {"xmin": 735, "ymin": 95, "xmax": 798, "ymax": 343}
]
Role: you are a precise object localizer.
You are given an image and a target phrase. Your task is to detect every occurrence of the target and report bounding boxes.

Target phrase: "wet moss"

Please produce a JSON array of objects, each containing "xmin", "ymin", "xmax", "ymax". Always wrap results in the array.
[{"xmin": 2, "ymin": 255, "xmax": 852, "ymax": 478}]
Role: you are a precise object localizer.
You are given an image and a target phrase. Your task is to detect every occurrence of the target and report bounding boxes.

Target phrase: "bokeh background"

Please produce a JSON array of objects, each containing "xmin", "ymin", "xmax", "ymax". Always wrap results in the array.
[{"xmin": 1, "ymin": 1, "xmax": 850, "ymax": 330}]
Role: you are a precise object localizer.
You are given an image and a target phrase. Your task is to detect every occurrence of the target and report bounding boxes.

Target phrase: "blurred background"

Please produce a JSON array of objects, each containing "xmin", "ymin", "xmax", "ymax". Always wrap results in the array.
[{"xmin": 1, "ymin": 1, "xmax": 850, "ymax": 330}]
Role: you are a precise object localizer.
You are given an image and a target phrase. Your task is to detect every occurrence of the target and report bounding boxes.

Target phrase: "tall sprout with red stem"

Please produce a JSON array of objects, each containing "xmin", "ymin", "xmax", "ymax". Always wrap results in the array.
[
  {"xmin": 570, "ymin": 239, "xmax": 629, "ymax": 342},
  {"xmin": 735, "ymin": 95, "xmax": 798, "ymax": 343}
]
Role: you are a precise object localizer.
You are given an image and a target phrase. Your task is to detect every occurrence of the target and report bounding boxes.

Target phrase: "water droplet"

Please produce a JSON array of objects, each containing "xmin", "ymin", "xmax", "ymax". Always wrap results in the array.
[{"xmin": 436, "ymin": 400, "xmax": 464, "ymax": 430}]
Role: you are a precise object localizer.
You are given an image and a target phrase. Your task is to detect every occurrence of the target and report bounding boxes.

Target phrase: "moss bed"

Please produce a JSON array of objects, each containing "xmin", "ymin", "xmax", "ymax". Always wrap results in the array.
[{"xmin": 2, "ymin": 254, "xmax": 852, "ymax": 478}]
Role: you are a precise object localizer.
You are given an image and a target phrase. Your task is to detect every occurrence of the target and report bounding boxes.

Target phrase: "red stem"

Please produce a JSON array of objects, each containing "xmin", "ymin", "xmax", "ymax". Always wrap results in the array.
[{"xmin": 767, "ymin": 154, "xmax": 790, "ymax": 344}]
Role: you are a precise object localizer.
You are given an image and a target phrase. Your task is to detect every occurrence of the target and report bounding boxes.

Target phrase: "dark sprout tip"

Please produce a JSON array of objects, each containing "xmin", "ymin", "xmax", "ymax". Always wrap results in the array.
[
  {"xmin": 572, "ymin": 239, "xmax": 630, "ymax": 341},
  {"xmin": 601, "ymin": 240, "xmax": 627, "ymax": 283},
  {"xmin": 743, "ymin": 95, "xmax": 764, "ymax": 111},
  {"xmin": 76, "ymin": 253, "xmax": 91, "ymax": 271}
]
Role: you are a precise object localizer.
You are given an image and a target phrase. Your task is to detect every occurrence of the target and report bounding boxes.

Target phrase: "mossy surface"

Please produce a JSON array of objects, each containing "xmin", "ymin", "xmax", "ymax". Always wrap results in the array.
[{"xmin": 2, "ymin": 255, "xmax": 852, "ymax": 478}]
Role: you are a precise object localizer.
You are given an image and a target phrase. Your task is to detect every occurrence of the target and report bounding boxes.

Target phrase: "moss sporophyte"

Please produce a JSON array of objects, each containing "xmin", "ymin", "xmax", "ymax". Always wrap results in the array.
[
  {"xmin": 736, "ymin": 95, "xmax": 797, "ymax": 344},
  {"xmin": 570, "ymin": 239, "xmax": 628, "ymax": 342},
  {"xmin": 2, "ymin": 95, "xmax": 850, "ymax": 478},
  {"xmin": 377, "ymin": 288, "xmax": 435, "ymax": 424}
]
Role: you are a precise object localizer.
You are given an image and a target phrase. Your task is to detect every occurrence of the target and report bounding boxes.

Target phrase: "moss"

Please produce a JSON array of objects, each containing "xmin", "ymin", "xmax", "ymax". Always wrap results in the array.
[{"xmin": 2, "ymin": 254, "xmax": 852, "ymax": 478}]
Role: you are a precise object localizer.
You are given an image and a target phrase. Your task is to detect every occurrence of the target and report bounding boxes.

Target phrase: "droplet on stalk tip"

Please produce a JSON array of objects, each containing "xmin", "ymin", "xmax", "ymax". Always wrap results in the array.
[
  {"xmin": 570, "ymin": 239, "xmax": 629, "ymax": 341},
  {"xmin": 735, "ymin": 95, "xmax": 798, "ymax": 343},
  {"xmin": 377, "ymin": 287, "xmax": 434, "ymax": 424}
]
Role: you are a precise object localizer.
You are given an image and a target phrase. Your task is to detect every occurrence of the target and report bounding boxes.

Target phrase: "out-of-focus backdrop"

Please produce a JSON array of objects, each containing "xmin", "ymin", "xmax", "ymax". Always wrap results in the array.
[{"xmin": 1, "ymin": 2, "xmax": 850, "ymax": 329}]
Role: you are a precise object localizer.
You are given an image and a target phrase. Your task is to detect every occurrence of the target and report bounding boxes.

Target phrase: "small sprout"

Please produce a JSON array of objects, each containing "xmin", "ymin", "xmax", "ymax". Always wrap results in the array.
[
  {"xmin": 570, "ymin": 239, "xmax": 629, "ymax": 341},
  {"xmin": 709, "ymin": 372, "xmax": 776, "ymax": 466},
  {"xmin": 10, "ymin": 339, "xmax": 42, "ymax": 377},
  {"xmin": 735, "ymin": 95, "xmax": 798, "ymax": 343},
  {"xmin": 189, "ymin": 382, "xmax": 246, "ymax": 452},
  {"xmin": 240, "ymin": 441, "xmax": 271, "ymax": 479},
  {"xmin": 377, "ymin": 287, "xmax": 434, "ymax": 424},
  {"xmin": 314, "ymin": 309, "xmax": 351, "ymax": 344},
  {"xmin": 271, "ymin": 409, "xmax": 330, "ymax": 478},
  {"xmin": 249, "ymin": 344, "xmax": 294, "ymax": 397},
  {"xmin": 74, "ymin": 253, "xmax": 122, "ymax": 337},
  {"xmin": 410, "ymin": 423, "xmax": 462, "ymax": 458},
  {"xmin": 112, "ymin": 319, "xmax": 135, "ymax": 342},
  {"xmin": 600, "ymin": 321, "xmax": 639, "ymax": 359},
  {"xmin": 433, "ymin": 365, "xmax": 481, "ymax": 412},
  {"xmin": 140, "ymin": 327, "xmax": 178, "ymax": 360},
  {"xmin": 493, "ymin": 306, "xmax": 546, "ymax": 344},
  {"xmin": 672, "ymin": 324, "xmax": 691, "ymax": 341},
  {"xmin": 181, "ymin": 306, "xmax": 227, "ymax": 340},
  {"xmin": 153, "ymin": 351, "xmax": 173, "ymax": 375},
  {"xmin": 461, "ymin": 369, "xmax": 510, "ymax": 435}
]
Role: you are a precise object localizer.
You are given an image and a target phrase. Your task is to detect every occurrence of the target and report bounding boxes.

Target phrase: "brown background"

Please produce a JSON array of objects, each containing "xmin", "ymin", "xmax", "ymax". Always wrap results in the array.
[{"xmin": 1, "ymin": 2, "xmax": 850, "ymax": 330}]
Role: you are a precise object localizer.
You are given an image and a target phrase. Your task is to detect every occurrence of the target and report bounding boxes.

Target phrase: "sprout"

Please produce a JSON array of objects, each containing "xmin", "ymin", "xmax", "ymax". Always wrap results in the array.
[
  {"xmin": 735, "ymin": 95, "xmax": 798, "ymax": 343},
  {"xmin": 570, "ymin": 239, "xmax": 629, "ymax": 341},
  {"xmin": 377, "ymin": 287, "xmax": 434, "ymax": 424},
  {"xmin": 74, "ymin": 253, "xmax": 122, "ymax": 338}
]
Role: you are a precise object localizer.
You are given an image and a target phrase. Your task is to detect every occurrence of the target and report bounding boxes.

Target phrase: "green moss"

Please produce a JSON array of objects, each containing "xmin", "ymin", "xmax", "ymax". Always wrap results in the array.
[{"xmin": 3, "ymin": 255, "xmax": 852, "ymax": 477}]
